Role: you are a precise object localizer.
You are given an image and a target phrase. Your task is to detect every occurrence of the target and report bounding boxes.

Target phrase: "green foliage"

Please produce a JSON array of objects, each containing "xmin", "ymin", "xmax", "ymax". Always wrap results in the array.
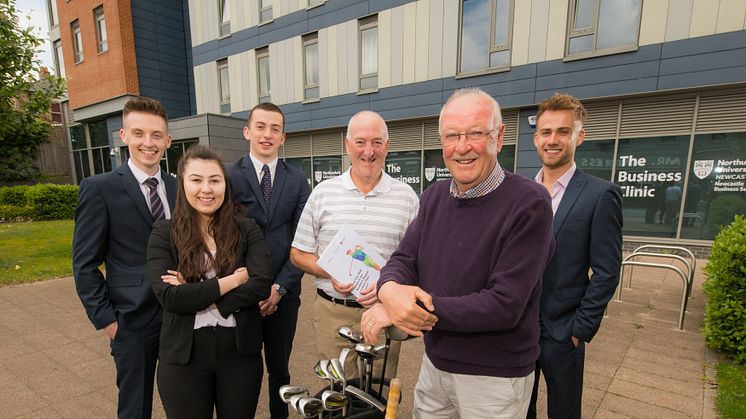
[
  {"xmin": 0, "ymin": 184, "xmax": 78, "ymax": 222},
  {"xmin": 0, "ymin": 0, "xmax": 66, "ymax": 181},
  {"xmin": 707, "ymin": 195, "xmax": 746, "ymax": 238},
  {"xmin": 703, "ymin": 215, "xmax": 746, "ymax": 364},
  {"xmin": 716, "ymin": 362, "xmax": 746, "ymax": 418},
  {"xmin": 0, "ymin": 219, "xmax": 73, "ymax": 285}
]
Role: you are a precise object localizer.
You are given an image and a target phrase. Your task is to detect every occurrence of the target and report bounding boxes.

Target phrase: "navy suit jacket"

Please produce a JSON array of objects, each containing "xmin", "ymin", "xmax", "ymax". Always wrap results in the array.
[
  {"xmin": 540, "ymin": 168, "xmax": 623, "ymax": 343},
  {"xmin": 72, "ymin": 163, "xmax": 177, "ymax": 332},
  {"xmin": 229, "ymin": 156, "xmax": 310, "ymax": 297}
]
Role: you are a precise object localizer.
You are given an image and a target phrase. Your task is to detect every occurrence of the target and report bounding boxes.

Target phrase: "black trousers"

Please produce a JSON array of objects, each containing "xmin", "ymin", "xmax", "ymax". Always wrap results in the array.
[
  {"xmin": 262, "ymin": 296, "xmax": 300, "ymax": 419},
  {"xmin": 157, "ymin": 326, "xmax": 263, "ymax": 419},
  {"xmin": 527, "ymin": 327, "xmax": 586, "ymax": 419},
  {"xmin": 110, "ymin": 321, "xmax": 160, "ymax": 419}
]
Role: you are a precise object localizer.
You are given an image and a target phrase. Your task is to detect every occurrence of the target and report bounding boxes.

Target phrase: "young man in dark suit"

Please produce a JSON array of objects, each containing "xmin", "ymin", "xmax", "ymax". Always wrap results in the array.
[
  {"xmin": 229, "ymin": 102, "xmax": 310, "ymax": 419},
  {"xmin": 527, "ymin": 93, "xmax": 623, "ymax": 419},
  {"xmin": 73, "ymin": 96, "xmax": 176, "ymax": 419}
]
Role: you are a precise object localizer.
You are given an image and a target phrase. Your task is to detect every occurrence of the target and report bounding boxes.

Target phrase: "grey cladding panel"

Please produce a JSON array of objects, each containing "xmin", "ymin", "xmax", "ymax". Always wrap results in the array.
[
  {"xmin": 659, "ymin": 49, "xmax": 746, "ymax": 75},
  {"xmin": 658, "ymin": 66, "xmax": 746, "ymax": 91},
  {"xmin": 536, "ymin": 61, "xmax": 659, "ymax": 91},
  {"xmin": 662, "ymin": 30, "xmax": 746, "ymax": 58}
]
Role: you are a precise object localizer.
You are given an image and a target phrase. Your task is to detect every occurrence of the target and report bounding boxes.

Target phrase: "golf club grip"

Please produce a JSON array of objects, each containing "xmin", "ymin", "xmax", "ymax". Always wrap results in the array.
[{"xmin": 384, "ymin": 378, "xmax": 401, "ymax": 419}]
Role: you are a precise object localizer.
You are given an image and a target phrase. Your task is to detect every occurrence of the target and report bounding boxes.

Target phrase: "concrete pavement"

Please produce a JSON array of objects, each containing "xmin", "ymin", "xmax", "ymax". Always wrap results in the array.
[{"xmin": 0, "ymin": 259, "xmax": 716, "ymax": 418}]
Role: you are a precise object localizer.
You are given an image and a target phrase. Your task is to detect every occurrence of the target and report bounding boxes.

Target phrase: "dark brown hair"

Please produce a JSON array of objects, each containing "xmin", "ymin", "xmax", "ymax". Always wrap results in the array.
[
  {"xmin": 247, "ymin": 102, "xmax": 285, "ymax": 129},
  {"xmin": 123, "ymin": 96, "xmax": 168, "ymax": 122},
  {"xmin": 536, "ymin": 93, "xmax": 586, "ymax": 126},
  {"xmin": 171, "ymin": 145, "xmax": 239, "ymax": 283}
]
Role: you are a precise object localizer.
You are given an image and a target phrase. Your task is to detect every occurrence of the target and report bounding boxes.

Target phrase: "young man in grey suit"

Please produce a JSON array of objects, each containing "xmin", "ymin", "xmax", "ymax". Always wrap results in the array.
[
  {"xmin": 527, "ymin": 93, "xmax": 623, "ymax": 419},
  {"xmin": 229, "ymin": 102, "xmax": 310, "ymax": 419},
  {"xmin": 73, "ymin": 96, "xmax": 176, "ymax": 418}
]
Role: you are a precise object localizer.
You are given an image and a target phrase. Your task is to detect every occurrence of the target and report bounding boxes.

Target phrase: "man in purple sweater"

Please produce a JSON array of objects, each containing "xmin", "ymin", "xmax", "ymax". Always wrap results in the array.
[{"xmin": 363, "ymin": 88, "xmax": 555, "ymax": 418}]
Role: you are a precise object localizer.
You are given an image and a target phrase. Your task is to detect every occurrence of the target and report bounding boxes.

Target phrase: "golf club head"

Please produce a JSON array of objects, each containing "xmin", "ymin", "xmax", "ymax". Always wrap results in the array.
[
  {"xmin": 313, "ymin": 360, "xmax": 328, "ymax": 381},
  {"xmin": 297, "ymin": 396, "xmax": 324, "ymax": 418},
  {"xmin": 354, "ymin": 342, "xmax": 376, "ymax": 359},
  {"xmin": 330, "ymin": 358, "xmax": 346, "ymax": 388},
  {"xmin": 338, "ymin": 326, "xmax": 364, "ymax": 344},
  {"xmin": 339, "ymin": 347, "xmax": 351, "ymax": 367},
  {"xmin": 344, "ymin": 385, "xmax": 386, "ymax": 412},
  {"xmin": 278, "ymin": 385, "xmax": 308, "ymax": 403},
  {"xmin": 288, "ymin": 394, "xmax": 305, "ymax": 413},
  {"xmin": 385, "ymin": 325, "xmax": 412, "ymax": 341},
  {"xmin": 321, "ymin": 390, "xmax": 348, "ymax": 412},
  {"xmin": 373, "ymin": 344, "xmax": 388, "ymax": 358}
]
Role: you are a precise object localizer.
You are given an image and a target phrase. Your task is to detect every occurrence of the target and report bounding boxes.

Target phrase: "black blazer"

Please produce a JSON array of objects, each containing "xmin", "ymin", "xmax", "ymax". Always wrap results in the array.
[
  {"xmin": 147, "ymin": 217, "xmax": 272, "ymax": 365},
  {"xmin": 540, "ymin": 169, "xmax": 623, "ymax": 343},
  {"xmin": 229, "ymin": 156, "xmax": 310, "ymax": 297},
  {"xmin": 73, "ymin": 164, "xmax": 177, "ymax": 331}
]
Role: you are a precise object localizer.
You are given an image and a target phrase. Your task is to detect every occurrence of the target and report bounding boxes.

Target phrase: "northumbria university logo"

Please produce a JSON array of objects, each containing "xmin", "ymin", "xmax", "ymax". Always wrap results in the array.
[
  {"xmin": 314, "ymin": 171, "xmax": 323, "ymax": 183},
  {"xmin": 424, "ymin": 167, "xmax": 436, "ymax": 182},
  {"xmin": 693, "ymin": 160, "xmax": 714, "ymax": 179}
]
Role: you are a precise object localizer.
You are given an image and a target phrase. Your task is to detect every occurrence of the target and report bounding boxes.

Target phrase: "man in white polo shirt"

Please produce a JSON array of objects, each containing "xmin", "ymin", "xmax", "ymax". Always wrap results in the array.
[{"xmin": 291, "ymin": 110, "xmax": 419, "ymax": 380}]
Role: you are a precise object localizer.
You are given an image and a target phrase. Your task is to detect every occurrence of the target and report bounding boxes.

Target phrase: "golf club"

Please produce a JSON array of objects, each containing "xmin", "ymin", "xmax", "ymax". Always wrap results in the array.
[
  {"xmin": 355, "ymin": 343, "xmax": 376, "ymax": 393},
  {"xmin": 296, "ymin": 396, "xmax": 324, "ymax": 418},
  {"xmin": 315, "ymin": 359, "xmax": 334, "ymax": 391},
  {"xmin": 288, "ymin": 394, "xmax": 306, "ymax": 413},
  {"xmin": 321, "ymin": 389, "xmax": 348, "ymax": 416},
  {"xmin": 345, "ymin": 385, "xmax": 386, "ymax": 412},
  {"xmin": 338, "ymin": 326, "xmax": 364, "ymax": 344},
  {"xmin": 375, "ymin": 341, "xmax": 390, "ymax": 399},
  {"xmin": 330, "ymin": 358, "xmax": 346, "ymax": 394},
  {"xmin": 278, "ymin": 385, "xmax": 308, "ymax": 403}
]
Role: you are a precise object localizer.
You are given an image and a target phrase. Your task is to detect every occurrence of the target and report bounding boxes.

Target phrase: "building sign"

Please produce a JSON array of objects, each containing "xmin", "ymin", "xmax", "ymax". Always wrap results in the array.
[
  {"xmin": 385, "ymin": 151, "xmax": 421, "ymax": 193},
  {"xmin": 313, "ymin": 155, "xmax": 342, "ymax": 185},
  {"xmin": 616, "ymin": 154, "xmax": 683, "ymax": 198},
  {"xmin": 712, "ymin": 158, "xmax": 746, "ymax": 191}
]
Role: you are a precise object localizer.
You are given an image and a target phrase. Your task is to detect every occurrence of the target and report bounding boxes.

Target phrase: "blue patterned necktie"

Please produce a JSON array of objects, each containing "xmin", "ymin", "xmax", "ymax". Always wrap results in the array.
[
  {"xmin": 261, "ymin": 164, "xmax": 272, "ymax": 206},
  {"xmin": 143, "ymin": 177, "xmax": 165, "ymax": 221}
]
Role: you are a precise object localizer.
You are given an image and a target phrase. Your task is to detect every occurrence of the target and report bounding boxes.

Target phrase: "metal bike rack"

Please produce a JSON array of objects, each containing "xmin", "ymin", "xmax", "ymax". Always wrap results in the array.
[
  {"xmin": 615, "ymin": 261, "xmax": 689, "ymax": 331},
  {"xmin": 622, "ymin": 252, "xmax": 693, "ymax": 307},
  {"xmin": 630, "ymin": 245, "xmax": 696, "ymax": 297}
]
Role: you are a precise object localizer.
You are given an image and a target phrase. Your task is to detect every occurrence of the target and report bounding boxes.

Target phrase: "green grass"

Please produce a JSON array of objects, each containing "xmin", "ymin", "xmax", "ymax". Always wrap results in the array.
[
  {"xmin": 0, "ymin": 220, "xmax": 74, "ymax": 285},
  {"xmin": 717, "ymin": 362, "xmax": 746, "ymax": 418}
]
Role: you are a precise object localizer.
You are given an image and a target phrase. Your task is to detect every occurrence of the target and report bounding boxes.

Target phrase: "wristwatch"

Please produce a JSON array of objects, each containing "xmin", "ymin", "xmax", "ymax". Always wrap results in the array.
[{"xmin": 273, "ymin": 283, "xmax": 287, "ymax": 297}]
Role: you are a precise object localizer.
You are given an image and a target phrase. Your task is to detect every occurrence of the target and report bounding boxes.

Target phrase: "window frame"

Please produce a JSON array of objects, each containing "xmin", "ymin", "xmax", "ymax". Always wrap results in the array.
[
  {"xmin": 217, "ymin": 59, "xmax": 231, "ymax": 114},
  {"xmin": 53, "ymin": 40, "xmax": 66, "ymax": 78},
  {"xmin": 71, "ymin": 19, "xmax": 84, "ymax": 64},
  {"xmin": 564, "ymin": 0, "xmax": 643, "ymax": 61},
  {"xmin": 218, "ymin": 0, "xmax": 231, "ymax": 37},
  {"xmin": 302, "ymin": 33, "xmax": 320, "ymax": 102},
  {"xmin": 94, "ymin": 6, "xmax": 108, "ymax": 53},
  {"xmin": 259, "ymin": 0, "xmax": 273, "ymax": 24},
  {"xmin": 358, "ymin": 15, "xmax": 378, "ymax": 93},
  {"xmin": 456, "ymin": 0, "xmax": 515, "ymax": 77},
  {"xmin": 256, "ymin": 47, "xmax": 271, "ymax": 103}
]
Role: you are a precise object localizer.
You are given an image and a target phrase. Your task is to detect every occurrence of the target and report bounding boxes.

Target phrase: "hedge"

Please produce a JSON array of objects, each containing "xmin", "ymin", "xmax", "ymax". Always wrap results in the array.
[
  {"xmin": 0, "ymin": 184, "xmax": 78, "ymax": 222},
  {"xmin": 703, "ymin": 215, "xmax": 746, "ymax": 364}
]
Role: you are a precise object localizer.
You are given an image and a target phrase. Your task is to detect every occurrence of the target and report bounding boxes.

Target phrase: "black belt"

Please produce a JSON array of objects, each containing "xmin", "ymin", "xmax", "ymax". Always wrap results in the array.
[{"xmin": 317, "ymin": 289, "xmax": 363, "ymax": 309}]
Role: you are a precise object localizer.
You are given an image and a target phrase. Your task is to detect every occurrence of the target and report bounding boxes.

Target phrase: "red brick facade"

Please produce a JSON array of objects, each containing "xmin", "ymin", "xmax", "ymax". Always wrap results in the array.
[{"xmin": 57, "ymin": 0, "xmax": 139, "ymax": 110}]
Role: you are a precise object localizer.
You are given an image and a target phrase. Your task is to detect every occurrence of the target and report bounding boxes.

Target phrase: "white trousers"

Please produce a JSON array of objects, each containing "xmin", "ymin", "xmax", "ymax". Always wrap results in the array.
[{"xmin": 413, "ymin": 354, "xmax": 534, "ymax": 419}]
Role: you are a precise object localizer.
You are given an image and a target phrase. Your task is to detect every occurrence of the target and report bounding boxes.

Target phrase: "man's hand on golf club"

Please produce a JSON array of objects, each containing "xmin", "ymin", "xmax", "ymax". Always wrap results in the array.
[
  {"xmin": 377, "ymin": 282, "xmax": 437, "ymax": 336},
  {"xmin": 361, "ymin": 303, "xmax": 392, "ymax": 343}
]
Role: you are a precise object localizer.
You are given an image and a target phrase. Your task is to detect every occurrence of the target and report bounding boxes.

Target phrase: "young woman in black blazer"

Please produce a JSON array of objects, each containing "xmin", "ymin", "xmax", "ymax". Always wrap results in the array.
[{"xmin": 147, "ymin": 145, "xmax": 272, "ymax": 418}]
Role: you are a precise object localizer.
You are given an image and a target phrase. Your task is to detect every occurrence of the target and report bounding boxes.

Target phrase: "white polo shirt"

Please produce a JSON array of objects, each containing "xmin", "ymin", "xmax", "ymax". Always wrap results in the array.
[{"xmin": 292, "ymin": 169, "xmax": 419, "ymax": 299}]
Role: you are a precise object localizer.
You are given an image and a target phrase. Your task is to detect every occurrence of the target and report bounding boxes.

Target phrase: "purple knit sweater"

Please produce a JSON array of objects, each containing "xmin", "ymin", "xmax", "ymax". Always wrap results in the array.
[{"xmin": 379, "ymin": 172, "xmax": 555, "ymax": 377}]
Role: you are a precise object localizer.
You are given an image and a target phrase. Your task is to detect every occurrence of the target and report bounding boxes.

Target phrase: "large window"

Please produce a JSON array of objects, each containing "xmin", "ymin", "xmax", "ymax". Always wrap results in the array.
[
  {"xmin": 566, "ymin": 0, "xmax": 642, "ymax": 59},
  {"xmin": 681, "ymin": 132, "xmax": 746, "ymax": 240},
  {"xmin": 219, "ymin": 0, "xmax": 231, "ymax": 37},
  {"xmin": 260, "ymin": 0, "xmax": 272, "ymax": 24},
  {"xmin": 615, "ymin": 136, "xmax": 690, "ymax": 238},
  {"xmin": 313, "ymin": 156, "xmax": 343, "ymax": 185},
  {"xmin": 385, "ymin": 151, "xmax": 422, "ymax": 193},
  {"xmin": 53, "ymin": 40, "xmax": 65, "ymax": 78},
  {"xmin": 94, "ymin": 6, "xmax": 107, "ymax": 53},
  {"xmin": 70, "ymin": 121, "xmax": 112, "ymax": 183},
  {"xmin": 359, "ymin": 15, "xmax": 378, "ymax": 92},
  {"xmin": 458, "ymin": 0, "xmax": 513, "ymax": 74},
  {"xmin": 257, "ymin": 47, "xmax": 271, "ymax": 103},
  {"xmin": 422, "ymin": 144, "xmax": 516, "ymax": 191},
  {"xmin": 303, "ymin": 33, "xmax": 320, "ymax": 101},
  {"xmin": 217, "ymin": 59, "xmax": 230, "ymax": 114},
  {"xmin": 286, "ymin": 157, "xmax": 313, "ymax": 187},
  {"xmin": 71, "ymin": 19, "xmax": 83, "ymax": 63},
  {"xmin": 575, "ymin": 139, "xmax": 615, "ymax": 181}
]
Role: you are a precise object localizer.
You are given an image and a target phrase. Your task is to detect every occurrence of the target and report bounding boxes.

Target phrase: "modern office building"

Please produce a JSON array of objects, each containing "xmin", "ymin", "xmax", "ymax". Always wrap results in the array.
[
  {"xmin": 50, "ymin": 0, "xmax": 196, "ymax": 183},
  {"xmin": 180, "ymin": 0, "xmax": 746, "ymax": 253}
]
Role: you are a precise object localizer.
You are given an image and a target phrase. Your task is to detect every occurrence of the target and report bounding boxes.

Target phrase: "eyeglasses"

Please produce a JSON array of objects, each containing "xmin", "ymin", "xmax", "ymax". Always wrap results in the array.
[{"xmin": 440, "ymin": 130, "xmax": 494, "ymax": 147}]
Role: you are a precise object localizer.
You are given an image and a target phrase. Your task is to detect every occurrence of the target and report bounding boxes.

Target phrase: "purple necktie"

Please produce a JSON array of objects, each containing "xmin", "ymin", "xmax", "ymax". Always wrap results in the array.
[
  {"xmin": 143, "ymin": 177, "xmax": 165, "ymax": 221},
  {"xmin": 261, "ymin": 164, "xmax": 272, "ymax": 205}
]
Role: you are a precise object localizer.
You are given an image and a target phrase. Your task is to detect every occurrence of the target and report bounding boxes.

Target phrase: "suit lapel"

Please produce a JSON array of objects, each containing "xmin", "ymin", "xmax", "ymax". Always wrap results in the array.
[
  {"xmin": 267, "ymin": 161, "xmax": 288, "ymax": 225},
  {"xmin": 243, "ymin": 156, "xmax": 268, "ymax": 213},
  {"xmin": 119, "ymin": 164, "xmax": 154, "ymax": 223},
  {"xmin": 553, "ymin": 169, "xmax": 588, "ymax": 236}
]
